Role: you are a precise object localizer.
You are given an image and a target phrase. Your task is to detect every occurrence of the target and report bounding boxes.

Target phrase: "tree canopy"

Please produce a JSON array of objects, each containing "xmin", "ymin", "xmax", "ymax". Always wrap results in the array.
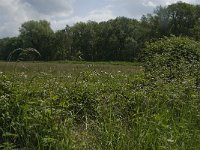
[{"xmin": 0, "ymin": 2, "xmax": 200, "ymax": 62}]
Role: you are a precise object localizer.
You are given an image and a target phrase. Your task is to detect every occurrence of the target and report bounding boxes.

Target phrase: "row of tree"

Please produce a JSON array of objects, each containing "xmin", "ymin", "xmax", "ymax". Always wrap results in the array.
[{"xmin": 0, "ymin": 2, "xmax": 200, "ymax": 61}]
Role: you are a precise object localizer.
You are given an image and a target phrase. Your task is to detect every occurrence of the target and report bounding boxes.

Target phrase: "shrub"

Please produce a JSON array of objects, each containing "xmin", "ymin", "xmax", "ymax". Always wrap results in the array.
[{"xmin": 142, "ymin": 36, "xmax": 200, "ymax": 82}]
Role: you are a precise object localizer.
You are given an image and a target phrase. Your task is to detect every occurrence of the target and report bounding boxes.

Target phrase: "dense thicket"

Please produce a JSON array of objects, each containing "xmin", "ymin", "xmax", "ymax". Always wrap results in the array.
[
  {"xmin": 143, "ymin": 36, "xmax": 200, "ymax": 81},
  {"xmin": 0, "ymin": 2, "xmax": 200, "ymax": 61}
]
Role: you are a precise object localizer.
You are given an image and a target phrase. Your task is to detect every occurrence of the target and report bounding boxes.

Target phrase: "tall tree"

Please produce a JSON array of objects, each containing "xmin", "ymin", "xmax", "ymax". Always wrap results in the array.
[
  {"xmin": 70, "ymin": 21, "xmax": 99, "ymax": 61},
  {"xmin": 167, "ymin": 2, "xmax": 196, "ymax": 36},
  {"xmin": 19, "ymin": 20, "xmax": 54, "ymax": 60},
  {"xmin": 53, "ymin": 25, "xmax": 72, "ymax": 60},
  {"xmin": 152, "ymin": 2, "xmax": 197, "ymax": 37},
  {"xmin": 108, "ymin": 17, "xmax": 143, "ymax": 61}
]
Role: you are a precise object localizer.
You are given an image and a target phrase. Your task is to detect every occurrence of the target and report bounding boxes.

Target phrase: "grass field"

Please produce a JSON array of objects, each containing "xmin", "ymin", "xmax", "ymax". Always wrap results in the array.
[
  {"xmin": 0, "ymin": 61, "xmax": 200, "ymax": 149},
  {"xmin": 0, "ymin": 61, "xmax": 143, "ymax": 75}
]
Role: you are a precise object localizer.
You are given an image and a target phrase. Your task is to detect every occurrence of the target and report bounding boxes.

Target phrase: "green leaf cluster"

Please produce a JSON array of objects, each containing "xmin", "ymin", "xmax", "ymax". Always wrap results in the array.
[{"xmin": 143, "ymin": 36, "xmax": 200, "ymax": 82}]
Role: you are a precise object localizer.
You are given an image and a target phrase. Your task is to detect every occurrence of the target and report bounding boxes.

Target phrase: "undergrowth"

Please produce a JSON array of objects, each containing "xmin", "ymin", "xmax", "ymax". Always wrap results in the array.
[{"xmin": 0, "ymin": 69, "xmax": 200, "ymax": 149}]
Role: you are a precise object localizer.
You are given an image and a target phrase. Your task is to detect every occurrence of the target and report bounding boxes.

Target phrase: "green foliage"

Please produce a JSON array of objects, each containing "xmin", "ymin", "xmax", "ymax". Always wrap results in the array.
[
  {"xmin": 193, "ymin": 20, "xmax": 200, "ymax": 41},
  {"xmin": 1, "ymin": 1, "xmax": 200, "ymax": 149},
  {"xmin": 8, "ymin": 48, "xmax": 41, "ymax": 61},
  {"xmin": 53, "ymin": 26, "xmax": 72, "ymax": 60},
  {"xmin": 167, "ymin": 2, "xmax": 196, "ymax": 36},
  {"xmin": 0, "ymin": 17, "xmax": 146, "ymax": 62},
  {"xmin": 19, "ymin": 20, "xmax": 54, "ymax": 60},
  {"xmin": 0, "ymin": 62, "xmax": 200, "ymax": 149},
  {"xmin": 143, "ymin": 36, "xmax": 200, "ymax": 81},
  {"xmin": 0, "ymin": 37, "xmax": 22, "ymax": 60},
  {"xmin": 1, "ymin": 2, "xmax": 200, "ymax": 62},
  {"xmin": 69, "ymin": 17, "xmax": 143, "ymax": 61},
  {"xmin": 141, "ymin": 2, "xmax": 200, "ymax": 39}
]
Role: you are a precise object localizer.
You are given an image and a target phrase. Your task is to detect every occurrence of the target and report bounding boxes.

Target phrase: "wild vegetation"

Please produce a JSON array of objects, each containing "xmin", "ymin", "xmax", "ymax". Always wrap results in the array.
[
  {"xmin": 1, "ymin": 36, "xmax": 200, "ymax": 149},
  {"xmin": 1, "ymin": 1, "xmax": 200, "ymax": 149}
]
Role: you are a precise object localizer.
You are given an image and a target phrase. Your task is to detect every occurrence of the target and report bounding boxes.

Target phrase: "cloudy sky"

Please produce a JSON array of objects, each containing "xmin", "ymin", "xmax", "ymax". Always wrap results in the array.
[{"xmin": 0, "ymin": 0, "xmax": 199, "ymax": 38}]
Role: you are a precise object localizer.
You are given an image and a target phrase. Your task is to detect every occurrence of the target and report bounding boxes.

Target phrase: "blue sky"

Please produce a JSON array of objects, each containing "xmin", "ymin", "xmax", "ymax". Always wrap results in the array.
[{"xmin": 0, "ymin": 0, "xmax": 199, "ymax": 38}]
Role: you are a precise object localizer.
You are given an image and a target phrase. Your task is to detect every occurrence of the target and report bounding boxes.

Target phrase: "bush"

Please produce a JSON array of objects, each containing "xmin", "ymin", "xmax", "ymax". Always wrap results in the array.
[{"xmin": 143, "ymin": 36, "xmax": 200, "ymax": 81}]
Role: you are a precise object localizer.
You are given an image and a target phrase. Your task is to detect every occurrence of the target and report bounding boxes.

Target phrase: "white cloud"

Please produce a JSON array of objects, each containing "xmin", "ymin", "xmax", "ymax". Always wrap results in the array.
[
  {"xmin": 142, "ymin": 1, "xmax": 157, "ymax": 7},
  {"xmin": 0, "ymin": 0, "xmax": 74, "ymax": 38},
  {"xmin": 164, "ymin": 0, "xmax": 198, "ymax": 5},
  {"xmin": 142, "ymin": 0, "xmax": 198, "ymax": 6},
  {"xmin": 71, "ymin": 5, "xmax": 115, "ymax": 23},
  {"xmin": 0, "ymin": 0, "xmax": 29, "ymax": 37},
  {"xmin": 51, "ymin": 5, "xmax": 116, "ymax": 29}
]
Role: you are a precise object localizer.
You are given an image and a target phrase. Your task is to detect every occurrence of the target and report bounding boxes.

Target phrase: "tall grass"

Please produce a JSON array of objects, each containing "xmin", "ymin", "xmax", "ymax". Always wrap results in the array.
[{"xmin": 0, "ymin": 62, "xmax": 200, "ymax": 149}]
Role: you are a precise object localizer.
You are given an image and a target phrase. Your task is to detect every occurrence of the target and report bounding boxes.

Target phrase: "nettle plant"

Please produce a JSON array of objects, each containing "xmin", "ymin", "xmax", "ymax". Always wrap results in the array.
[{"xmin": 143, "ymin": 36, "xmax": 200, "ymax": 83}]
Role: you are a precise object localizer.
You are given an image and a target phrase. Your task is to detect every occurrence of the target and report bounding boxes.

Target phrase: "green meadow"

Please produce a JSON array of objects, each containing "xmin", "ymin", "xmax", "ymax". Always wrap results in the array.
[{"xmin": 0, "ymin": 61, "xmax": 200, "ymax": 149}]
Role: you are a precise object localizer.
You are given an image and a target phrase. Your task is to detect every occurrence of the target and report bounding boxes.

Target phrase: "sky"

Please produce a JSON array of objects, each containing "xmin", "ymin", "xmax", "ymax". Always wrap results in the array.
[{"xmin": 0, "ymin": 0, "xmax": 199, "ymax": 38}]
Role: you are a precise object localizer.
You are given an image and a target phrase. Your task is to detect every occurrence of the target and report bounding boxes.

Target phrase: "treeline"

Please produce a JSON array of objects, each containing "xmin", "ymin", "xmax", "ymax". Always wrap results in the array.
[{"xmin": 0, "ymin": 2, "xmax": 200, "ymax": 61}]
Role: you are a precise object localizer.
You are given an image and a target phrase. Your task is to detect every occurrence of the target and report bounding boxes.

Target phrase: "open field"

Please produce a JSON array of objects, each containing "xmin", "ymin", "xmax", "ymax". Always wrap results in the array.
[
  {"xmin": 0, "ymin": 61, "xmax": 200, "ymax": 149},
  {"xmin": 0, "ymin": 61, "xmax": 143, "ymax": 75}
]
